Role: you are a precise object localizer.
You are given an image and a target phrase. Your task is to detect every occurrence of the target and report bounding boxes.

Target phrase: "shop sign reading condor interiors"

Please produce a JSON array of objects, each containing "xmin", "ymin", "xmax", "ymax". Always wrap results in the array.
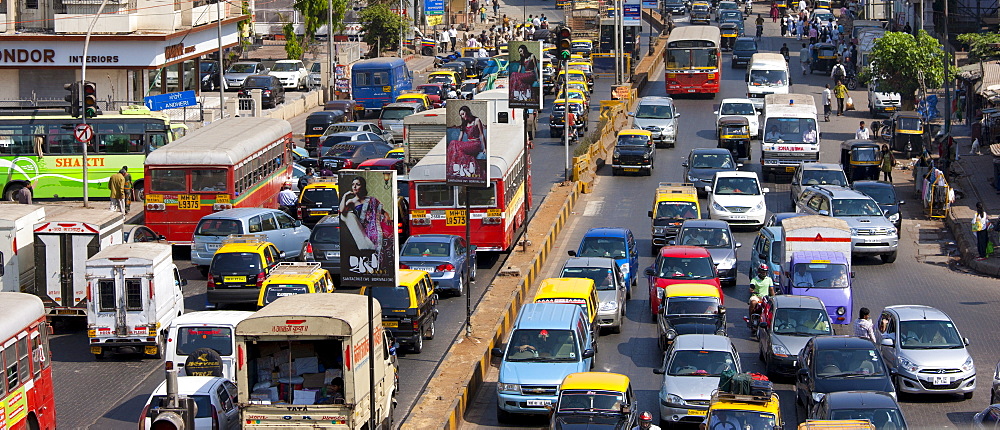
[{"xmin": 0, "ymin": 22, "xmax": 239, "ymax": 68}]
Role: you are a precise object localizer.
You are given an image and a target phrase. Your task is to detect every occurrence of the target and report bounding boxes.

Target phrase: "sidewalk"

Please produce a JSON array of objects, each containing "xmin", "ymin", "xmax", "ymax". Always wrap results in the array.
[{"xmin": 941, "ymin": 123, "xmax": 1000, "ymax": 277}]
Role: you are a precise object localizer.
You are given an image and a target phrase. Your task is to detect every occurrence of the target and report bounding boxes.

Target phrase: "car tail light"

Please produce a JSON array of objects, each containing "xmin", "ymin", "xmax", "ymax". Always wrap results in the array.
[
  {"xmin": 305, "ymin": 242, "xmax": 313, "ymax": 254},
  {"xmin": 263, "ymin": 90, "xmax": 272, "ymax": 96},
  {"xmin": 483, "ymin": 216, "xmax": 502, "ymax": 225},
  {"xmin": 138, "ymin": 404, "xmax": 149, "ymax": 430},
  {"xmin": 165, "ymin": 361, "xmax": 174, "ymax": 370},
  {"xmin": 398, "ymin": 222, "xmax": 403, "ymax": 234},
  {"xmin": 211, "ymin": 404, "xmax": 220, "ymax": 430},
  {"xmin": 399, "ymin": 263, "xmax": 410, "ymax": 269},
  {"xmin": 436, "ymin": 263, "xmax": 455, "ymax": 272},
  {"xmin": 412, "ymin": 218, "xmax": 431, "ymax": 226},
  {"xmin": 207, "ymin": 273, "xmax": 215, "ymax": 290},
  {"xmin": 297, "ymin": 207, "xmax": 303, "ymax": 218},
  {"xmin": 378, "ymin": 119, "xmax": 383, "ymax": 128},
  {"xmin": 256, "ymin": 272, "xmax": 266, "ymax": 288},
  {"xmin": 146, "ymin": 202, "xmax": 165, "ymax": 211},
  {"xmin": 412, "ymin": 321, "xmax": 419, "ymax": 331},
  {"xmin": 343, "ymin": 160, "xmax": 354, "ymax": 169}
]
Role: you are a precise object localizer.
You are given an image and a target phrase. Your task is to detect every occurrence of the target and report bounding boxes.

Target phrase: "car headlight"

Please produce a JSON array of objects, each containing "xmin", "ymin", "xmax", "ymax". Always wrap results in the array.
[
  {"xmin": 888, "ymin": 227, "xmax": 897, "ymax": 236},
  {"xmin": 898, "ymin": 356, "xmax": 919, "ymax": 373},
  {"xmin": 665, "ymin": 124, "xmax": 675, "ymax": 133},
  {"xmin": 836, "ymin": 306, "xmax": 846, "ymax": 315},
  {"xmin": 753, "ymin": 201, "xmax": 766, "ymax": 212},
  {"xmin": 811, "ymin": 392, "xmax": 826, "ymax": 403},
  {"xmin": 620, "ymin": 263, "xmax": 630, "ymax": 276},
  {"xmin": 850, "ymin": 228, "xmax": 860, "ymax": 235},
  {"xmin": 599, "ymin": 301, "xmax": 618, "ymax": 312},
  {"xmin": 772, "ymin": 343, "xmax": 790, "ymax": 357},
  {"xmin": 687, "ymin": 175, "xmax": 700, "ymax": 182},
  {"xmin": 497, "ymin": 383, "xmax": 520, "ymax": 393},
  {"xmin": 643, "ymin": 152, "xmax": 650, "ymax": 159},
  {"xmin": 888, "ymin": 212, "xmax": 900, "ymax": 223},
  {"xmin": 717, "ymin": 257, "xmax": 736, "ymax": 270},
  {"xmin": 653, "ymin": 226, "xmax": 666, "ymax": 234},
  {"xmin": 961, "ymin": 356, "xmax": 975, "ymax": 373},
  {"xmin": 665, "ymin": 329, "xmax": 677, "ymax": 340},
  {"xmin": 614, "ymin": 150, "xmax": 621, "ymax": 158},
  {"xmin": 712, "ymin": 202, "xmax": 727, "ymax": 212},
  {"xmin": 663, "ymin": 393, "xmax": 685, "ymax": 406}
]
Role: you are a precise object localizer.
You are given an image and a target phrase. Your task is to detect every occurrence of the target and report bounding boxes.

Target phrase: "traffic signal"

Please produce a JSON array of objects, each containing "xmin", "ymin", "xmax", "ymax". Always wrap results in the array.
[
  {"xmin": 557, "ymin": 27, "xmax": 572, "ymax": 61},
  {"xmin": 64, "ymin": 82, "xmax": 80, "ymax": 117},
  {"xmin": 82, "ymin": 81, "xmax": 99, "ymax": 118}
]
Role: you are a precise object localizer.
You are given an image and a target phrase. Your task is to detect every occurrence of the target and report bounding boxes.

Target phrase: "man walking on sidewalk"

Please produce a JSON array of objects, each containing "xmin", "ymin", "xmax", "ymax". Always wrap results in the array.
[
  {"xmin": 973, "ymin": 202, "xmax": 990, "ymax": 260},
  {"xmin": 449, "ymin": 26, "xmax": 458, "ymax": 52},
  {"xmin": 855, "ymin": 121, "xmax": 870, "ymax": 140},
  {"xmin": 821, "ymin": 84, "xmax": 832, "ymax": 121},
  {"xmin": 799, "ymin": 43, "xmax": 810, "ymax": 75},
  {"xmin": 880, "ymin": 145, "xmax": 895, "ymax": 181}
]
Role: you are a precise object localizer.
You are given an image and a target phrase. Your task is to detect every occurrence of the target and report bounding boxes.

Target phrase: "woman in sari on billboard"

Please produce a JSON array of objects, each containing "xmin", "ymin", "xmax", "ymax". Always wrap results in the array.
[
  {"xmin": 510, "ymin": 43, "xmax": 540, "ymax": 104},
  {"xmin": 340, "ymin": 175, "xmax": 393, "ymax": 273},
  {"xmin": 446, "ymin": 104, "xmax": 488, "ymax": 184}
]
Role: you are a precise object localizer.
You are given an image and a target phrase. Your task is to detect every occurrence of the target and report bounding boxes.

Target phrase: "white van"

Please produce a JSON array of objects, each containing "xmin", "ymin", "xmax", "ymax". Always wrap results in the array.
[
  {"xmin": 166, "ymin": 311, "xmax": 254, "ymax": 381},
  {"xmin": 86, "ymin": 243, "xmax": 185, "ymax": 358},
  {"xmin": 0, "ymin": 204, "xmax": 45, "ymax": 293},
  {"xmin": 746, "ymin": 53, "xmax": 790, "ymax": 109}
]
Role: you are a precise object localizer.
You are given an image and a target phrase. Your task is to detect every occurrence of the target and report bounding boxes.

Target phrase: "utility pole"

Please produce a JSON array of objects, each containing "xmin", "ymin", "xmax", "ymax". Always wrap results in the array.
[
  {"xmin": 216, "ymin": 0, "xmax": 225, "ymax": 118},
  {"xmin": 564, "ymin": 57, "xmax": 571, "ymax": 182},
  {"xmin": 942, "ymin": 0, "xmax": 951, "ymax": 134},
  {"xmin": 81, "ymin": 0, "xmax": 111, "ymax": 208}
]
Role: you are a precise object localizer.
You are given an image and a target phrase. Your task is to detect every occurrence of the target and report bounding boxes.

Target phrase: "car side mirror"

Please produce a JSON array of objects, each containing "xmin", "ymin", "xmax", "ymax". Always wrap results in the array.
[
  {"xmin": 797, "ymin": 367, "xmax": 809, "ymax": 381},
  {"xmin": 180, "ymin": 278, "xmax": 188, "ymax": 287},
  {"xmin": 668, "ymin": 240, "xmax": 676, "ymax": 246},
  {"xmin": 758, "ymin": 321, "xmax": 768, "ymax": 328},
  {"xmin": 645, "ymin": 267, "xmax": 656, "ymax": 276},
  {"xmin": 880, "ymin": 338, "xmax": 894, "ymax": 346},
  {"xmin": 491, "ymin": 347, "xmax": 504, "ymax": 357},
  {"xmin": 158, "ymin": 234, "xmax": 167, "ymax": 240},
  {"xmin": 704, "ymin": 185, "xmax": 712, "ymax": 193},
  {"xmin": 736, "ymin": 163, "xmax": 744, "ymax": 168},
  {"xmin": 762, "ymin": 187, "xmax": 770, "ymax": 193},
  {"xmin": 681, "ymin": 161, "xmax": 689, "ymax": 167},
  {"xmin": 899, "ymin": 200, "xmax": 906, "ymax": 205},
  {"xmin": 294, "ymin": 220, "xmax": 302, "ymax": 227},
  {"xmin": 675, "ymin": 112, "xmax": 680, "ymax": 117},
  {"xmin": 963, "ymin": 337, "xmax": 970, "ymax": 346},
  {"xmin": 791, "ymin": 180, "xmax": 798, "ymax": 185},
  {"xmin": 279, "ymin": 251, "xmax": 287, "ymax": 259},
  {"xmin": 718, "ymin": 306, "xmax": 726, "ymax": 315},
  {"xmin": 818, "ymin": 210, "xmax": 829, "ymax": 216},
  {"xmin": 567, "ymin": 250, "xmax": 577, "ymax": 257},
  {"xmin": 582, "ymin": 348, "xmax": 595, "ymax": 359},
  {"xmin": 712, "ymin": 110, "xmax": 719, "ymax": 115},
  {"xmin": 648, "ymin": 210, "xmax": 654, "ymax": 218},
  {"xmin": 736, "ymin": 242, "xmax": 742, "ymax": 248},
  {"xmin": 850, "ymin": 271, "xmax": 856, "ymax": 278},
  {"xmin": 653, "ymin": 367, "xmax": 665, "ymax": 374}
]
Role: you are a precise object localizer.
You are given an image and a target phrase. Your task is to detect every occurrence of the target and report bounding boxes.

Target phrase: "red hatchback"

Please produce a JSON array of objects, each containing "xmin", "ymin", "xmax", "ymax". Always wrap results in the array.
[
  {"xmin": 644, "ymin": 245, "xmax": 723, "ymax": 315},
  {"xmin": 416, "ymin": 84, "xmax": 445, "ymax": 108}
]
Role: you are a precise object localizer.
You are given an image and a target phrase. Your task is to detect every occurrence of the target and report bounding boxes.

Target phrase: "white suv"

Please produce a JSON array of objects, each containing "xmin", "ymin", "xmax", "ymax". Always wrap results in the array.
[
  {"xmin": 269, "ymin": 60, "xmax": 309, "ymax": 90},
  {"xmin": 714, "ymin": 98, "xmax": 760, "ymax": 137},
  {"xmin": 706, "ymin": 171, "xmax": 769, "ymax": 228}
]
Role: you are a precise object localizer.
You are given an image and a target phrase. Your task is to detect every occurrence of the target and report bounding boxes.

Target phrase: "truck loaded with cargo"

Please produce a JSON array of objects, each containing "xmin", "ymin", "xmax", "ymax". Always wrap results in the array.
[
  {"xmin": 403, "ymin": 108, "xmax": 446, "ymax": 165},
  {"xmin": 32, "ymin": 208, "xmax": 124, "ymax": 317},
  {"xmin": 779, "ymin": 215, "xmax": 854, "ymax": 324},
  {"xmin": 86, "ymin": 242, "xmax": 186, "ymax": 358},
  {"xmin": 236, "ymin": 293, "xmax": 397, "ymax": 429}
]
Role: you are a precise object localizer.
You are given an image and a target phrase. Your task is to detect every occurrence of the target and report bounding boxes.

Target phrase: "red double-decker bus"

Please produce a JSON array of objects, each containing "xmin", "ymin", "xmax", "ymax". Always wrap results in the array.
[
  {"xmin": 407, "ymin": 118, "xmax": 530, "ymax": 252},
  {"xmin": 664, "ymin": 26, "xmax": 722, "ymax": 95},
  {"xmin": 143, "ymin": 117, "xmax": 293, "ymax": 244},
  {"xmin": 0, "ymin": 293, "xmax": 56, "ymax": 430}
]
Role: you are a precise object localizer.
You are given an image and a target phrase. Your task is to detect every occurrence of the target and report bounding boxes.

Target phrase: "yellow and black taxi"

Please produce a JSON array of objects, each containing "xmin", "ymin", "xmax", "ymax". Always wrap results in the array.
[
  {"xmin": 612, "ymin": 129, "xmax": 655, "ymax": 176},
  {"xmin": 360, "ymin": 269, "xmax": 439, "ymax": 353},
  {"xmin": 394, "ymin": 92, "xmax": 433, "ymax": 111},
  {"xmin": 555, "ymin": 69, "xmax": 592, "ymax": 93},
  {"xmin": 703, "ymin": 379, "xmax": 782, "ymax": 430},
  {"xmin": 555, "ymin": 88, "xmax": 590, "ymax": 107},
  {"xmin": 297, "ymin": 177, "xmax": 339, "ymax": 225},
  {"xmin": 206, "ymin": 235, "xmax": 283, "ymax": 309},
  {"xmin": 427, "ymin": 70, "xmax": 460, "ymax": 86},
  {"xmin": 385, "ymin": 147, "xmax": 405, "ymax": 160},
  {"xmin": 256, "ymin": 262, "xmax": 335, "ymax": 308},
  {"xmin": 566, "ymin": 61, "xmax": 595, "ymax": 88},
  {"xmin": 549, "ymin": 372, "xmax": 637, "ymax": 429},
  {"xmin": 549, "ymin": 98, "xmax": 588, "ymax": 138},
  {"xmin": 648, "ymin": 182, "xmax": 701, "ymax": 253}
]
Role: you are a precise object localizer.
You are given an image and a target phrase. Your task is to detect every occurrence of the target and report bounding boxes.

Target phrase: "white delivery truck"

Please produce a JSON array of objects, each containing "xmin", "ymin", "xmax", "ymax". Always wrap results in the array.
[
  {"xmin": 33, "ymin": 208, "xmax": 124, "ymax": 317},
  {"xmin": 0, "ymin": 204, "xmax": 46, "ymax": 293},
  {"xmin": 86, "ymin": 242, "xmax": 186, "ymax": 359},
  {"xmin": 761, "ymin": 93, "xmax": 820, "ymax": 177},
  {"xmin": 746, "ymin": 53, "xmax": 790, "ymax": 110},
  {"xmin": 165, "ymin": 310, "xmax": 254, "ymax": 380},
  {"xmin": 236, "ymin": 293, "xmax": 397, "ymax": 429}
]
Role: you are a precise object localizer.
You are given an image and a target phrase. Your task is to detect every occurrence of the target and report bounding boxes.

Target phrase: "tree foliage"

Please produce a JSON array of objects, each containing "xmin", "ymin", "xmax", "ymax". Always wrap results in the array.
[
  {"xmin": 359, "ymin": 3, "xmax": 408, "ymax": 56},
  {"xmin": 956, "ymin": 32, "xmax": 1000, "ymax": 62},
  {"xmin": 867, "ymin": 31, "xmax": 950, "ymax": 106},
  {"xmin": 294, "ymin": 0, "xmax": 348, "ymax": 49},
  {"xmin": 283, "ymin": 23, "xmax": 304, "ymax": 60}
]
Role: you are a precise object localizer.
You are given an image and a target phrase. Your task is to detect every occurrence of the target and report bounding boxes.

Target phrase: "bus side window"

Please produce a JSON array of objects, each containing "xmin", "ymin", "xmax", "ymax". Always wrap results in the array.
[
  {"xmin": 149, "ymin": 133, "xmax": 168, "ymax": 151},
  {"xmin": 16, "ymin": 337, "xmax": 28, "ymax": 384},
  {"xmin": 5, "ymin": 344, "xmax": 17, "ymax": 392}
]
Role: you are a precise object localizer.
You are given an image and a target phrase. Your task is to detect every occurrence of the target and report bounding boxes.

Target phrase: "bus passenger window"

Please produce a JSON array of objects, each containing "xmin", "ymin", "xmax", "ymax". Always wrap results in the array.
[
  {"xmin": 416, "ymin": 184, "xmax": 454, "ymax": 207},
  {"xmin": 0, "ymin": 135, "xmax": 34, "ymax": 155},
  {"xmin": 373, "ymin": 71, "xmax": 390, "ymax": 86},
  {"xmin": 192, "ymin": 169, "xmax": 227, "ymax": 192},
  {"xmin": 148, "ymin": 169, "xmax": 187, "ymax": 193},
  {"xmin": 5, "ymin": 346, "xmax": 17, "ymax": 392},
  {"xmin": 353, "ymin": 72, "xmax": 371, "ymax": 86},
  {"xmin": 17, "ymin": 337, "xmax": 28, "ymax": 384},
  {"xmin": 149, "ymin": 133, "xmax": 168, "ymax": 151}
]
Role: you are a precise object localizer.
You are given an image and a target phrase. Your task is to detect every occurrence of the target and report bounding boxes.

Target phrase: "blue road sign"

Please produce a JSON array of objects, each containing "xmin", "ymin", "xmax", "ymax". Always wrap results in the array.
[
  {"xmin": 144, "ymin": 90, "xmax": 197, "ymax": 111},
  {"xmin": 426, "ymin": 0, "xmax": 444, "ymax": 14}
]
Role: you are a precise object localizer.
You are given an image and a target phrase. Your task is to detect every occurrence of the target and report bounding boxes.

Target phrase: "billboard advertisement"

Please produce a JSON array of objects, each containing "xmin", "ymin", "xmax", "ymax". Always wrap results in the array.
[
  {"xmin": 338, "ymin": 169, "xmax": 399, "ymax": 287},
  {"xmin": 445, "ymin": 100, "xmax": 489, "ymax": 186},
  {"xmin": 508, "ymin": 40, "xmax": 543, "ymax": 110}
]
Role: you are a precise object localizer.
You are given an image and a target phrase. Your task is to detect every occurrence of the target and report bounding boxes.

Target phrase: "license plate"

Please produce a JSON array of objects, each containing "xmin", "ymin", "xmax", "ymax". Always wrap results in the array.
[
  {"xmin": 144, "ymin": 346, "xmax": 159, "ymax": 355},
  {"xmin": 785, "ymin": 166, "xmax": 796, "ymax": 172},
  {"xmin": 412, "ymin": 266, "xmax": 434, "ymax": 272},
  {"xmin": 223, "ymin": 276, "xmax": 246, "ymax": 283},
  {"xmin": 382, "ymin": 321, "xmax": 398, "ymax": 328},
  {"xmin": 178, "ymin": 195, "xmax": 200, "ymax": 210},
  {"xmin": 885, "ymin": 106, "xmax": 896, "ymax": 111},
  {"xmin": 687, "ymin": 409, "xmax": 707, "ymax": 416},
  {"xmin": 932, "ymin": 376, "xmax": 950, "ymax": 385},
  {"xmin": 326, "ymin": 251, "xmax": 340, "ymax": 259},
  {"xmin": 206, "ymin": 243, "xmax": 221, "ymax": 251},
  {"xmin": 624, "ymin": 168, "xmax": 639, "ymax": 172},
  {"xmin": 687, "ymin": 89, "xmax": 696, "ymax": 93},
  {"xmin": 310, "ymin": 210, "xmax": 329, "ymax": 216},
  {"xmin": 728, "ymin": 215, "xmax": 747, "ymax": 220},
  {"xmin": 90, "ymin": 346, "xmax": 102, "ymax": 354},
  {"xmin": 864, "ymin": 238, "xmax": 882, "ymax": 243},
  {"xmin": 526, "ymin": 400, "xmax": 551, "ymax": 407}
]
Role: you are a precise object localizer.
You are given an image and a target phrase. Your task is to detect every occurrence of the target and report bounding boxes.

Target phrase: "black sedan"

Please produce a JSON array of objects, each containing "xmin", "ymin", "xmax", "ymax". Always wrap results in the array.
[
  {"xmin": 852, "ymin": 180, "xmax": 904, "ymax": 229},
  {"xmin": 318, "ymin": 140, "xmax": 394, "ymax": 172},
  {"xmin": 795, "ymin": 336, "xmax": 896, "ymax": 414},
  {"xmin": 810, "ymin": 391, "xmax": 908, "ymax": 429}
]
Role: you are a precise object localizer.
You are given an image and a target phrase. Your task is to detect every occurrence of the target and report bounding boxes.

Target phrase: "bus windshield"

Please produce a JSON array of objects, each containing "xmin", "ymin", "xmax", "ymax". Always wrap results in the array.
[{"xmin": 666, "ymin": 48, "xmax": 718, "ymax": 69}]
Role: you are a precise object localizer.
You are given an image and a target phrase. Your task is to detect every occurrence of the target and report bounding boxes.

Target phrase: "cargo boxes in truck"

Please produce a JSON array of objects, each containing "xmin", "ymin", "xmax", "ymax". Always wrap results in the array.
[
  {"xmin": 86, "ymin": 243, "xmax": 186, "ymax": 358},
  {"xmin": 236, "ymin": 293, "xmax": 398, "ymax": 429},
  {"xmin": 0, "ymin": 204, "xmax": 46, "ymax": 293},
  {"xmin": 33, "ymin": 208, "xmax": 124, "ymax": 317}
]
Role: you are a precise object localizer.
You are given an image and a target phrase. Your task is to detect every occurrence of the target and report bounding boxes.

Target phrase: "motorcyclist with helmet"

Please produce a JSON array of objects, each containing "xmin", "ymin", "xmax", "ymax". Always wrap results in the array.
[
  {"xmin": 748, "ymin": 263, "xmax": 775, "ymax": 319},
  {"xmin": 633, "ymin": 411, "xmax": 661, "ymax": 430}
]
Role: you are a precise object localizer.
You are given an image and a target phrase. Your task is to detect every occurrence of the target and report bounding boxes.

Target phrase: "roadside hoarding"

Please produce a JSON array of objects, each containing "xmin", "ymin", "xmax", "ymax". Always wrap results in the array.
[
  {"xmin": 508, "ymin": 40, "xmax": 543, "ymax": 110},
  {"xmin": 338, "ymin": 169, "xmax": 399, "ymax": 287},
  {"xmin": 445, "ymin": 100, "xmax": 489, "ymax": 186}
]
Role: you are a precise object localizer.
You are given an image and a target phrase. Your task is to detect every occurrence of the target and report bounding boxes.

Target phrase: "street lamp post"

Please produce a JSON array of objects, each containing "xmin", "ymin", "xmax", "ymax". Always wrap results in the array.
[
  {"xmin": 216, "ymin": 0, "xmax": 225, "ymax": 118},
  {"xmin": 80, "ymin": 0, "xmax": 112, "ymax": 208}
]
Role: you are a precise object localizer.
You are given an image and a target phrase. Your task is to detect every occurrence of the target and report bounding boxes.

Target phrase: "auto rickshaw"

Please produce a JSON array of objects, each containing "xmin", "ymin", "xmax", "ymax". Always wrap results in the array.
[
  {"xmin": 720, "ymin": 23, "xmax": 739, "ymax": 51},
  {"xmin": 717, "ymin": 116, "xmax": 751, "ymax": 160},
  {"xmin": 323, "ymin": 100, "xmax": 358, "ymax": 121},
  {"xmin": 304, "ymin": 110, "xmax": 347, "ymax": 154},
  {"xmin": 839, "ymin": 139, "xmax": 883, "ymax": 182},
  {"xmin": 809, "ymin": 42, "xmax": 837, "ymax": 74},
  {"xmin": 887, "ymin": 111, "xmax": 924, "ymax": 156}
]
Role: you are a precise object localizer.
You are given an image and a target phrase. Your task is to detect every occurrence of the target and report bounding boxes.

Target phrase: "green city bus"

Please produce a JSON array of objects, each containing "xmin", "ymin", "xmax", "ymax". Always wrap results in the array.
[{"xmin": 0, "ymin": 105, "xmax": 186, "ymax": 200}]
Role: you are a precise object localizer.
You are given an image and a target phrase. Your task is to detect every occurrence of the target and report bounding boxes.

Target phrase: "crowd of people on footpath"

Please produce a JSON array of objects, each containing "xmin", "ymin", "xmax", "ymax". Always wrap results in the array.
[{"xmin": 435, "ymin": 6, "xmax": 551, "ymax": 56}]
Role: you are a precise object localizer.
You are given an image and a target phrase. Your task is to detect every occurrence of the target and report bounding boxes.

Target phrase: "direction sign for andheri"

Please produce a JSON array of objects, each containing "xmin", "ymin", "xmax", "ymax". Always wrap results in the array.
[{"xmin": 144, "ymin": 90, "xmax": 197, "ymax": 111}]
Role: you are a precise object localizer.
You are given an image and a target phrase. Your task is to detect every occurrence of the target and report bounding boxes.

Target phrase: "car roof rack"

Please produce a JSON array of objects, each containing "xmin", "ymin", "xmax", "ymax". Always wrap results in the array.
[{"xmin": 222, "ymin": 234, "xmax": 269, "ymax": 245}]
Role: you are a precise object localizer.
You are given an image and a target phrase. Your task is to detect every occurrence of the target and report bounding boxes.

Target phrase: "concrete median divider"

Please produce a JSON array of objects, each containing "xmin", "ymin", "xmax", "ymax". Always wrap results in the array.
[
  {"xmin": 400, "ymin": 182, "xmax": 581, "ymax": 430},
  {"xmin": 266, "ymin": 89, "xmax": 323, "ymax": 121}
]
